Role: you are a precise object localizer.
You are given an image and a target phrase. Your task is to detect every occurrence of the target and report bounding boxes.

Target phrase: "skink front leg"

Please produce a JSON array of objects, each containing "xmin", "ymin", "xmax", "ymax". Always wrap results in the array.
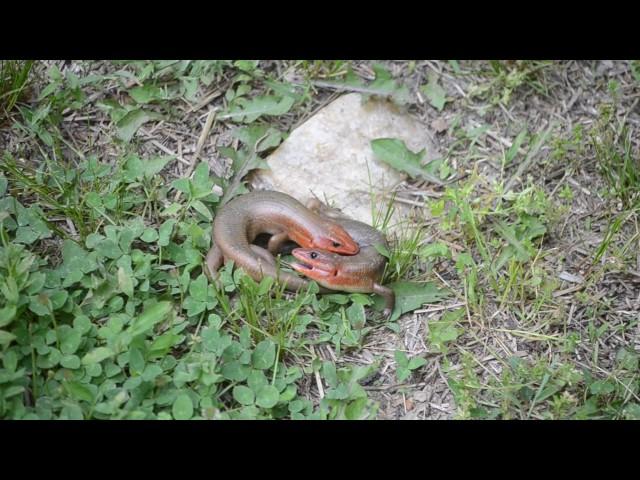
[{"xmin": 373, "ymin": 283, "xmax": 396, "ymax": 319}]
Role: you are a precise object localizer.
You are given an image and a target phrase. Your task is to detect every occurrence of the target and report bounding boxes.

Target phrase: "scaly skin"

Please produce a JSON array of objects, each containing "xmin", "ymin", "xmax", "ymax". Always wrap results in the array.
[
  {"xmin": 291, "ymin": 200, "xmax": 396, "ymax": 318},
  {"xmin": 205, "ymin": 190, "xmax": 359, "ymax": 291}
]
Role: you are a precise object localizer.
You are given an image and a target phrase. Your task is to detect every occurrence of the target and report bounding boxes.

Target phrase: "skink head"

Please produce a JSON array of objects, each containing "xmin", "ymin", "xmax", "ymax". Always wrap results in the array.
[{"xmin": 291, "ymin": 248, "xmax": 343, "ymax": 287}]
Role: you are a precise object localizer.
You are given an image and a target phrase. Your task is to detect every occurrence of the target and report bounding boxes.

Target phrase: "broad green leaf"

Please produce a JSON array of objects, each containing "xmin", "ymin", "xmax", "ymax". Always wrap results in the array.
[
  {"xmin": 140, "ymin": 228, "xmax": 158, "ymax": 243},
  {"xmin": 158, "ymin": 219, "xmax": 176, "ymax": 247},
  {"xmin": 394, "ymin": 350, "xmax": 408, "ymax": 367},
  {"xmin": 371, "ymin": 138, "xmax": 443, "ymax": 184},
  {"xmin": 590, "ymin": 380, "xmax": 615, "ymax": 395},
  {"xmin": 222, "ymin": 95, "xmax": 294, "ymax": 123},
  {"xmin": 118, "ymin": 267, "xmax": 134, "ymax": 297},
  {"xmin": 129, "ymin": 84, "xmax": 163, "ymax": 104},
  {"xmin": 116, "ymin": 109, "xmax": 160, "ymax": 142},
  {"xmin": 144, "ymin": 156, "xmax": 172, "ymax": 179},
  {"xmin": 148, "ymin": 333, "xmax": 180, "ymax": 354},
  {"xmin": 346, "ymin": 303, "xmax": 366, "ymax": 329},
  {"xmin": 60, "ymin": 328, "xmax": 82, "ymax": 355},
  {"xmin": 0, "ymin": 304, "xmax": 17, "ymax": 328},
  {"xmin": 128, "ymin": 301, "xmax": 172, "ymax": 337},
  {"xmin": 252, "ymin": 340, "xmax": 276, "ymax": 370},
  {"xmin": 222, "ymin": 361, "xmax": 250, "ymax": 381},
  {"xmin": 64, "ymin": 381, "xmax": 94, "ymax": 403},
  {"xmin": 172, "ymin": 393, "xmax": 194, "ymax": 420},
  {"xmin": 60, "ymin": 354, "xmax": 81, "ymax": 369},
  {"xmin": 375, "ymin": 281, "xmax": 448, "ymax": 321},
  {"xmin": 81, "ymin": 347, "xmax": 115, "ymax": 365},
  {"xmin": 191, "ymin": 200, "xmax": 212, "ymax": 220},
  {"xmin": 233, "ymin": 386, "xmax": 255, "ymax": 406},
  {"xmin": 345, "ymin": 398, "xmax": 370, "ymax": 420},
  {"xmin": 255, "ymin": 385, "xmax": 279, "ymax": 409},
  {"xmin": 189, "ymin": 274, "xmax": 208, "ymax": 302},
  {"xmin": 408, "ymin": 357, "xmax": 427, "ymax": 370},
  {"xmin": 0, "ymin": 330, "xmax": 16, "ymax": 346},
  {"xmin": 428, "ymin": 310, "xmax": 464, "ymax": 353},
  {"xmin": 420, "ymin": 75, "xmax": 447, "ymax": 111}
]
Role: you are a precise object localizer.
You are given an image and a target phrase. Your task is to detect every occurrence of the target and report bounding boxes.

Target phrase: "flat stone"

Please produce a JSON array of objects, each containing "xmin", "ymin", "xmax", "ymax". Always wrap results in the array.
[{"xmin": 250, "ymin": 93, "xmax": 439, "ymax": 228}]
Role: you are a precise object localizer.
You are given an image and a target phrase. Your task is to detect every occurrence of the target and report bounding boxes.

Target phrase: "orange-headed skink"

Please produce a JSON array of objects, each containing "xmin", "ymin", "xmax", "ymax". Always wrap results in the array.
[
  {"xmin": 290, "ymin": 200, "xmax": 396, "ymax": 317},
  {"xmin": 205, "ymin": 190, "xmax": 359, "ymax": 291}
]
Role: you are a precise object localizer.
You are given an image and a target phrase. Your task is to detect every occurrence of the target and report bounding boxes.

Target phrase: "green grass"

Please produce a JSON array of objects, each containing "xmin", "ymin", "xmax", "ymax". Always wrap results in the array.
[
  {"xmin": 467, "ymin": 60, "xmax": 552, "ymax": 107},
  {"xmin": 0, "ymin": 60, "xmax": 34, "ymax": 119}
]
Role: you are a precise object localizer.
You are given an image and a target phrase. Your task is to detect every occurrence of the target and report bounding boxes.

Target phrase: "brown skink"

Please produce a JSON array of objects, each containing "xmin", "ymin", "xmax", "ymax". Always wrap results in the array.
[
  {"xmin": 205, "ymin": 190, "xmax": 359, "ymax": 291},
  {"xmin": 290, "ymin": 200, "xmax": 396, "ymax": 317}
]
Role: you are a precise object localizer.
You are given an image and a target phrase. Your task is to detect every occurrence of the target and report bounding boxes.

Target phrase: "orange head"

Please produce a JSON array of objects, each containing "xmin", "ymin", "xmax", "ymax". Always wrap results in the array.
[
  {"xmin": 291, "ymin": 248, "xmax": 342, "ymax": 287},
  {"xmin": 288, "ymin": 222, "xmax": 359, "ymax": 255}
]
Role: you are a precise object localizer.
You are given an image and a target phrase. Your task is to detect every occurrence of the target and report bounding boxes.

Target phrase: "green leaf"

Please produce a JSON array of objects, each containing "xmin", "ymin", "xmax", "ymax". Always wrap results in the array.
[
  {"xmin": 64, "ymin": 381, "xmax": 94, "ymax": 403},
  {"xmin": 81, "ymin": 347, "xmax": 115, "ymax": 365},
  {"xmin": 346, "ymin": 302, "xmax": 366, "ymax": 329},
  {"xmin": 60, "ymin": 328, "xmax": 82, "ymax": 355},
  {"xmin": 408, "ymin": 357, "xmax": 427, "ymax": 370},
  {"xmin": 378, "ymin": 281, "xmax": 448, "ymax": 321},
  {"xmin": 223, "ymin": 95, "xmax": 295, "ymax": 123},
  {"xmin": 129, "ymin": 347, "xmax": 145, "ymax": 374},
  {"xmin": 222, "ymin": 361, "xmax": 250, "ymax": 381},
  {"xmin": 123, "ymin": 155, "xmax": 144, "ymax": 181},
  {"xmin": 96, "ymin": 239, "xmax": 122, "ymax": 259},
  {"xmin": 140, "ymin": 228, "xmax": 158, "ymax": 243},
  {"xmin": 371, "ymin": 138, "xmax": 443, "ymax": 184},
  {"xmin": 504, "ymin": 129, "xmax": 527, "ymax": 165},
  {"xmin": 0, "ymin": 330, "xmax": 16, "ymax": 346},
  {"xmin": 148, "ymin": 333, "xmax": 180, "ymax": 354},
  {"xmin": 118, "ymin": 267, "xmax": 134, "ymax": 298},
  {"xmin": 191, "ymin": 200, "xmax": 212, "ymax": 220},
  {"xmin": 394, "ymin": 350, "xmax": 408, "ymax": 367},
  {"xmin": 396, "ymin": 366, "xmax": 411, "ymax": 383},
  {"xmin": 255, "ymin": 385, "xmax": 280, "ymax": 409},
  {"xmin": 129, "ymin": 84, "xmax": 163, "ymax": 104},
  {"xmin": 189, "ymin": 274, "xmax": 208, "ymax": 302},
  {"xmin": 420, "ymin": 75, "xmax": 447, "ymax": 111},
  {"xmin": 590, "ymin": 380, "xmax": 615, "ymax": 395},
  {"xmin": 3, "ymin": 349, "xmax": 17, "ymax": 371},
  {"xmin": 368, "ymin": 64, "xmax": 412, "ymax": 105},
  {"xmin": 128, "ymin": 301, "xmax": 172, "ymax": 338},
  {"xmin": 428, "ymin": 310, "xmax": 463, "ymax": 353},
  {"xmin": 247, "ymin": 370, "xmax": 269, "ymax": 393},
  {"xmin": 143, "ymin": 156, "xmax": 172, "ymax": 179},
  {"xmin": 60, "ymin": 354, "xmax": 81, "ymax": 369},
  {"xmin": 3, "ymin": 385, "xmax": 25, "ymax": 400},
  {"xmin": 116, "ymin": 109, "xmax": 160, "ymax": 143},
  {"xmin": 158, "ymin": 219, "xmax": 176, "ymax": 247},
  {"xmin": 494, "ymin": 220, "xmax": 531, "ymax": 262},
  {"xmin": 233, "ymin": 386, "xmax": 255, "ymax": 406},
  {"xmin": 172, "ymin": 393, "xmax": 194, "ymax": 420},
  {"xmin": 0, "ymin": 304, "xmax": 17, "ymax": 328},
  {"xmin": 345, "ymin": 397, "xmax": 370, "ymax": 420},
  {"xmin": 252, "ymin": 340, "xmax": 276, "ymax": 370}
]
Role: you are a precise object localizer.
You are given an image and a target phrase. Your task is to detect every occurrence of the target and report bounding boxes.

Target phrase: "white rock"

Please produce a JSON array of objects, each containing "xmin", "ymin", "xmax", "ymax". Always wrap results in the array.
[{"xmin": 250, "ymin": 93, "xmax": 439, "ymax": 229}]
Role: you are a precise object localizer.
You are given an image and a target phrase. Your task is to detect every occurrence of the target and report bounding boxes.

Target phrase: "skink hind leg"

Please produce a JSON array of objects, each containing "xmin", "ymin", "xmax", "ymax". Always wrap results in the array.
[
  {"xmin": 373, "ymin": 283, "xmax": 395, "ymax": 319},
  {"xmin": 267, "ymin": 231, "xmax": 291, "ymax": 254},
  {"xmin": 249, "ymin": 245, "xmax": 277, "ymax": 267}
]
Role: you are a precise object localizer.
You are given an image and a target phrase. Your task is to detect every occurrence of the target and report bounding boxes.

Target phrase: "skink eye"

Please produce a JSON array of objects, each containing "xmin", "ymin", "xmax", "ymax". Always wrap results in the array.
[
  {"xmin": 332, "ymin": 241, "xmax": 340, "ymax": 248},
  {"xmin": 310, "ymin": 252, "xmax": 318, "ymax": 259}
]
